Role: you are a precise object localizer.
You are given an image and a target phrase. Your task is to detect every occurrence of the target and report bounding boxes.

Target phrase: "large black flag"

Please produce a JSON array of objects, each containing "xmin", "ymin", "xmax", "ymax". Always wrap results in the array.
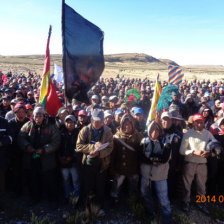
[{"xmin": 62, "ymin": 1, "xmax": 105, "ymax": 102}]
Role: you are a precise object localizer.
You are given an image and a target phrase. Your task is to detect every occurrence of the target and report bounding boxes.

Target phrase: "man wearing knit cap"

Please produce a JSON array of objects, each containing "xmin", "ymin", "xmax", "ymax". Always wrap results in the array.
[
  {"xmin": 55, "ymin": 107, "xmax": 69, "ymax": 130},
  {"xmin": 18, "ymin": 105, "xmax": 60, "ymax": 204},
  {"xmin": 77, "ymin": 109, "xmax": 89, "ymax": 131},
  {"xmin": 104, "ymin": 110, "xmax": 116, "ymax": 134},
  {"xmin": 5, "ymin": 99, "xmax": 19, "ymax": 121},
  {"xmin": 180, "ymin": 113, "xmax": 214, "ymax": 213}
]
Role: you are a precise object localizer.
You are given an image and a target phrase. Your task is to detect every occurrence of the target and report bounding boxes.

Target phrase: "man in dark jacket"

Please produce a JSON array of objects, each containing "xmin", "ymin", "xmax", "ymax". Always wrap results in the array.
[
  {"xmin": 0, "ymin": 96, "xmax": 11, "ymax": 117},
  {"xmin": 182, "ymin": 94, "xmax": 199, "ymax": 120},
  {"xmin": 18, "ymin": 106, "xmax": 60, "ymax": 203},
  {"xmin": 59, "ymin": 115, "xmax": 81, "ymax": 201},
  {"xmin": 8, "ymin": 103, "xmax": 29, "ymax": 195},
  {"xmin": 0, "ymin": 116, "xmax": 12, "ymax": 192},
  {"xmin": 138, "ymin": 90, "xmax": 151, "ymax": 120},
  {"xmin": 169, "ymin": 92, "xmax": 184, "ymax": 116},
  {"xmin": 211, "ymin": 100, "xmax": 221, "ymax": 118},
  {"xmin": 161, "ymin": 112, "xmax": 182, "ymax": 200},
  {"xmin": 133, "ymin": 107, "xmax": 146, "ymax": 135}
]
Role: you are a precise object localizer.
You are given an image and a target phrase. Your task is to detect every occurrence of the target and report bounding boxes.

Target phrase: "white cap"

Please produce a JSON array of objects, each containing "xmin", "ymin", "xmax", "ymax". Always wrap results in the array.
[
  {"xmin": 109, "ymin": 95, "xmax": 118, "ymax": 101},
  {"xmin": 161, "ymin": 111, "xmax": 172, "ymax": 120},
  {"xmin": 91, "ymin": 95, "xmax": 99, "ymax": 100},
  {"xmin": 33, "ymin": 106, "xmax": 45, "ymax": 116},
  {"xmin": 104, "ymin": 110, "xmax": 113, "ymax": 118},
  {"xmin": 102, "ymin": 96, "xmax": 108, "ymax": 100}
]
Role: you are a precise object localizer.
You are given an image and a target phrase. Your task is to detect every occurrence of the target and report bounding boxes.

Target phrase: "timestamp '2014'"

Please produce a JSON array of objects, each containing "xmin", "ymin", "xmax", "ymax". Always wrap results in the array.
[{"xmin": 196, "ymin": 195, "xmax": 224, "ymax": 203}]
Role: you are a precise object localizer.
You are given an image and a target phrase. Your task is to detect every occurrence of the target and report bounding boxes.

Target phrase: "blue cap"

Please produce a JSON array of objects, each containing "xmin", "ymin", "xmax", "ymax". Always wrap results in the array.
[
  {"xmin": 92, "ymin": 109, "xmax": 104, "ymax": 121},
  {"xmin": 133, "ymin": 108, "xmax": 144, "ymax": 115},
  {"xmin": 4, "ymin": 89, "xmax": 12, "ymax": 93},
  {"xmin": 115, "ymin": 109, "xmax": 124, "ymax": 115}
]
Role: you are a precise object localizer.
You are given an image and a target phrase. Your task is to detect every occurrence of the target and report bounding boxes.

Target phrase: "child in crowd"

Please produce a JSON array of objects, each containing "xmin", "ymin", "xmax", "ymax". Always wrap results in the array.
[{"xmin": 140, "ymin": 120, "xmax": 172, "ymax": 224}]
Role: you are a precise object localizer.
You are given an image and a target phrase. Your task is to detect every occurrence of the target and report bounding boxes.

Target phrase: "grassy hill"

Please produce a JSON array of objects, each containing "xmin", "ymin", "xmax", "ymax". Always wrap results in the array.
[{"xmin": 0, "ymin": 53, "xmax": 224, "ymax": 81}]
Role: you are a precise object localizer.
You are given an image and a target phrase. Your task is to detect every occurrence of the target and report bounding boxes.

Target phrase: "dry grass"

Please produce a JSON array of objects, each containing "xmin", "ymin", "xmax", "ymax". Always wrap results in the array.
[{"xmin": 1, "ymin": 54, "xmax": 224, "ymax": 81}]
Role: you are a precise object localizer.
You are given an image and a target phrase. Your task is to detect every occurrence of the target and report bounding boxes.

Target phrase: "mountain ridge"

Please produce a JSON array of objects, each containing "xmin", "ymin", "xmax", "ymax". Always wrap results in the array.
[{"xmin": 0, "ymin": 53, "xmax": 179, "ymax": 66}]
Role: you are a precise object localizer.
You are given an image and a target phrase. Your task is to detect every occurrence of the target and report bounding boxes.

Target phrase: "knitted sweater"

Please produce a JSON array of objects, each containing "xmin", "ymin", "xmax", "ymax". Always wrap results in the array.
[{"xmin": 179, "ymin": 128, "xmax": 214, "ymax": 163}]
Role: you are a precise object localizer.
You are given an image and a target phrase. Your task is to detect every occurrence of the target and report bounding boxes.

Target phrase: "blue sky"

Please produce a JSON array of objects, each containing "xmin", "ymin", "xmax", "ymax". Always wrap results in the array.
[{"xmin": 0, "ymin": 0, "xmax": 224, "ymax": 65}]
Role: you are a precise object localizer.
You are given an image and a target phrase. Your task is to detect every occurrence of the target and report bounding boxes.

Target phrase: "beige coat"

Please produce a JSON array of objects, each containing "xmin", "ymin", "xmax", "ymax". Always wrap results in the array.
[
  {"xmin": 179, "ymin": 128, "xmax": 214, "ymax": 163},
  {"xmin": 76, "ymin": 124, "xmax": 113, "ymax": 172}
]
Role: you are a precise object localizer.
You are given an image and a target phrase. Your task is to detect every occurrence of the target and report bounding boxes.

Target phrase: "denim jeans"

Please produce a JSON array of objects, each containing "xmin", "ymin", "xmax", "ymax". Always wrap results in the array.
[
  {"xmin": 61, "ymin": 167, "xmax": 79, "ymax": 199},
  {"xmin": 110, "ymin": 174, "xmax": 139, "ymax": 199},
  {"xmin": 141, "ymin": 177, "xmax": 171, "ymax": 224}
]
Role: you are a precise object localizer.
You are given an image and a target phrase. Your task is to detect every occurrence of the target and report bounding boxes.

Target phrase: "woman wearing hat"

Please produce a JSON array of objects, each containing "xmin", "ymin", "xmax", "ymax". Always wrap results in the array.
[
  {"xmin": 110, "ymin": 114, "xmax": 143, "ymax": 203},
  {"xmin": 198, "ymin": 106, "xmax": 214, "ymax": 130}
]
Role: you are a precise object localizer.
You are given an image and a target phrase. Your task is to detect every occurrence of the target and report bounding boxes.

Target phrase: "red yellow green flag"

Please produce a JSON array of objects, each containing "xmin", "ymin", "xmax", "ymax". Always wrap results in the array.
[{"xmin": 39, "ymin": 26, "xmax": 63, "ymax": 116}]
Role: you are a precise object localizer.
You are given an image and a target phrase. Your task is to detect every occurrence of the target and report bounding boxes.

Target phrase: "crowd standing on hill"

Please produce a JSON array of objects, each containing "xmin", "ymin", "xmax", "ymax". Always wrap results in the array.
[{"xmin": 1, "ymin": 71, "xmax": 224, "ymax": 223}]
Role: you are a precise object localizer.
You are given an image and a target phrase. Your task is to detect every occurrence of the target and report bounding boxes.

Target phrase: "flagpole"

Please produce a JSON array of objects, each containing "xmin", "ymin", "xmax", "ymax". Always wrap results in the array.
[
  {"xmin": 48, "ymin": 25, "xmax": 52, "ymax": 39},
  {"xmin": 61, "ymin": 0, "xmax": 66, "ymax": 104}
]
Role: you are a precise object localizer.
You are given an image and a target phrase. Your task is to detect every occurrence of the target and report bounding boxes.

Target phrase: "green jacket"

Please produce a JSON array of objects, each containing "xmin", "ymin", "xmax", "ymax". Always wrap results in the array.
[{"xmin": 18, "ymin": 118, "xmax": 61, "ymax": 172}]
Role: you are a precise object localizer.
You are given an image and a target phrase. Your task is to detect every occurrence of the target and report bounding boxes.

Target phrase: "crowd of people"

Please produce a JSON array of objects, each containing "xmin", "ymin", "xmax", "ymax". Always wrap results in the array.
[{"xmin": 1, "ymin": 71, "xmax": 224, "ymax": 224}]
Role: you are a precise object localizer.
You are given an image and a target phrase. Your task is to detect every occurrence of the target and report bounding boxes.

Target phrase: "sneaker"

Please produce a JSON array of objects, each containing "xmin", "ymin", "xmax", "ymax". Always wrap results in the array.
[
  {"xmin": 98, "ymin": 209, "xmax": 105, "ymax": 217},
  {"xmin": 182, "ymin": 202, "xmax": 190, "ymax": 213}
]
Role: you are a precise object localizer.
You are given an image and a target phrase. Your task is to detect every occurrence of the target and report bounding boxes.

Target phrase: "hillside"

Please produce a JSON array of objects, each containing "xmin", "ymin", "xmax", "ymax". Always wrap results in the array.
[
  {"xmin": 0, "ymin": 53, "xmax": 178, "ymax": 66},
  {"xmin": 0, "ymin": 53, "xmax": 224, "ymax": 81},
  {"xmin": 105, "ymin": 53, "xmax": 162, "ymax": 64}
]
